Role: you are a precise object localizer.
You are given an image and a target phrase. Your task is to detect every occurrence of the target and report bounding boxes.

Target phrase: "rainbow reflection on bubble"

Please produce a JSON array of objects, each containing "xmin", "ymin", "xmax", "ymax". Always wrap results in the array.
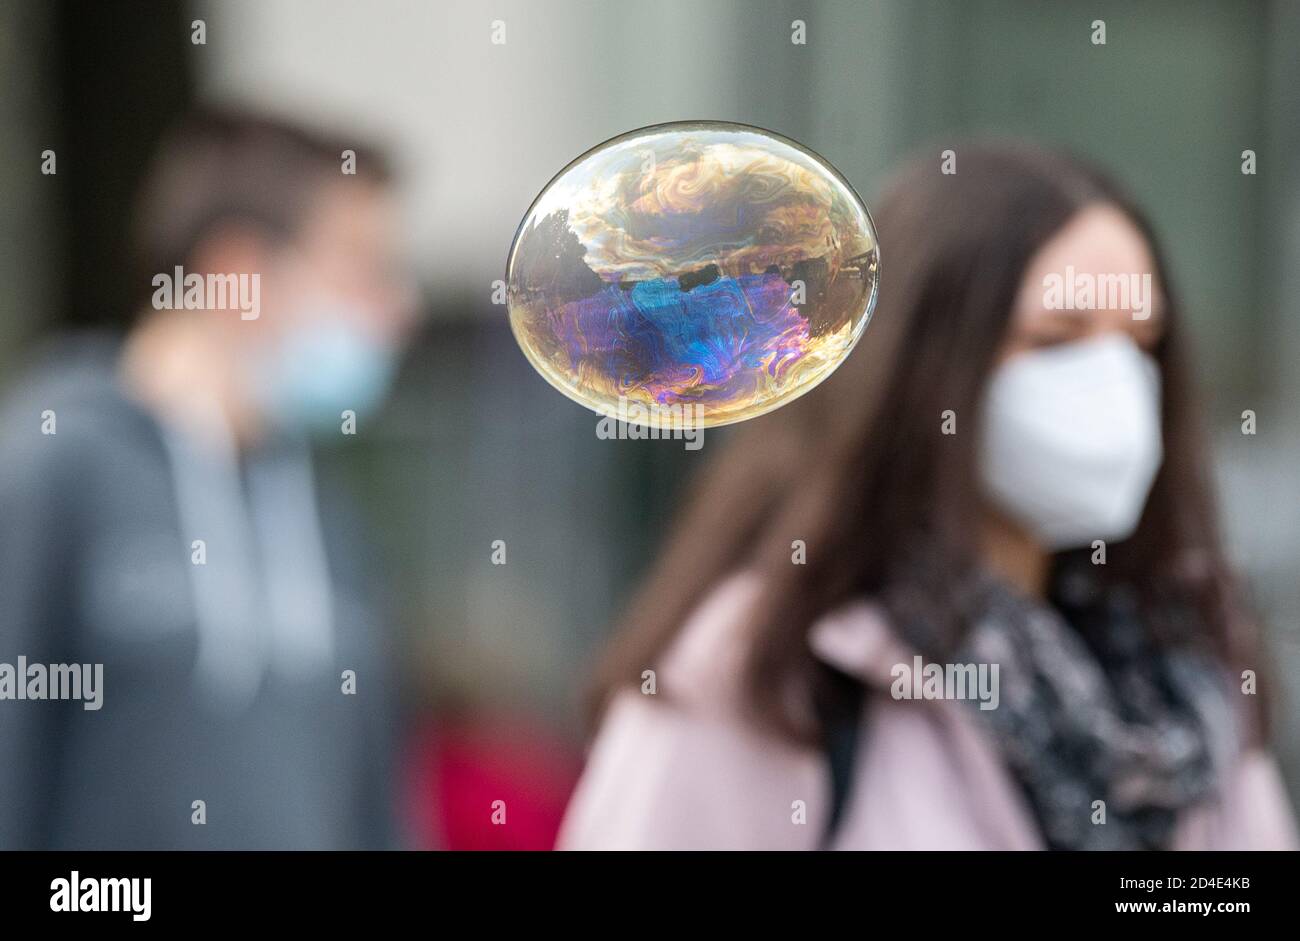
[{"xmin": 506, "ymin": 121, "xmax": 879, "ymax": 428}]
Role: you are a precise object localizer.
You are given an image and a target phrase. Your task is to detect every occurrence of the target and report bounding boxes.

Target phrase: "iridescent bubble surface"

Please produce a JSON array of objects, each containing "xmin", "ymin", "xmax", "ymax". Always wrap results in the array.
[{"xmin": 506, "ymin": 121, "xmax": 879, "ymax": 428}]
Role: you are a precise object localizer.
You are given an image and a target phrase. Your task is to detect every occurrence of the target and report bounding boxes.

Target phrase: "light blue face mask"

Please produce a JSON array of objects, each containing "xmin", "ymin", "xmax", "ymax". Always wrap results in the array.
[{"xmin": 255, "ymin": 312, "xmax": 398, "ymax": 437}]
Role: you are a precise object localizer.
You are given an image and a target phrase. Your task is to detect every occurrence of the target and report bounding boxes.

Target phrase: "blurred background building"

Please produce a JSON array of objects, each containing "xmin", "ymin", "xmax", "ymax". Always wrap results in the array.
[{"xmin": 2, "ymin": 0, "xmax": 1297, "ymax": 846}]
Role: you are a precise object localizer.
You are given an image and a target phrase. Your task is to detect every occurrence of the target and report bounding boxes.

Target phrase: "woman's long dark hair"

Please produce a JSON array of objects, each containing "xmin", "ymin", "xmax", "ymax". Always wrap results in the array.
[{"xmin": 591, "ymin": 141, "xmax": 1263, "ymax": 746}]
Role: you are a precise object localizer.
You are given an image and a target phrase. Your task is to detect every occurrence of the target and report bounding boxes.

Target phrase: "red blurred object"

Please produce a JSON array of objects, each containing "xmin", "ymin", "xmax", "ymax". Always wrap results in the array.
[{"xmin": 405, "ymin": 713, "xmax": 583, "ymax": 850}]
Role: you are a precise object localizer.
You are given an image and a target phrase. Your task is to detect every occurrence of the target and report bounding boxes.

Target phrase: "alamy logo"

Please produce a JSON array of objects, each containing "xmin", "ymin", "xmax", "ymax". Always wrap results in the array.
[
  {"xmin": 50, "ymin": 871, "xmax": 151, "ymax": 922},
  {"xmin": 890, "ymin": 656, "xmax": 1000, "ymax": 711},
  {"xmin": 595, "ymin": 396, "xmax": 705, "ymax": 451},
  {"xmin": 1042, "ymin": 266, "xmax": 1153, "ymax": 320},
  {"xmin": 152, "ymin": 265, "xmax": 261, "ymax": 320},
  {"xmin": 0, "ymin": 657, "xmax": 103, "ymax": 710}
]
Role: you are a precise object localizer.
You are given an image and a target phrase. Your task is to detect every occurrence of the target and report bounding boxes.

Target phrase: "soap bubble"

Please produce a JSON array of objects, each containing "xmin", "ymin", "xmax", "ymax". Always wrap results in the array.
[{"xmin": 506, "ymin": 121, "xmax": 879, "ymax": 428}]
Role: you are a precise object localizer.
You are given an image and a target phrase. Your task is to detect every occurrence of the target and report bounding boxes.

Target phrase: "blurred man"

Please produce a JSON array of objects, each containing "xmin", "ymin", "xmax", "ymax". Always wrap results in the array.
[{"xmin": 0, "ymin": 109, "xmax": 416, "ymax": 848}]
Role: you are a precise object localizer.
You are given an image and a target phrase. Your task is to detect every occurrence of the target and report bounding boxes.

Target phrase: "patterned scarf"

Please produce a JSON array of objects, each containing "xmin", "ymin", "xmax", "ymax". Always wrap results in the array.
[{"xmin": 902, "ymin": 564, "xmax": 1234, "ymax": 850}]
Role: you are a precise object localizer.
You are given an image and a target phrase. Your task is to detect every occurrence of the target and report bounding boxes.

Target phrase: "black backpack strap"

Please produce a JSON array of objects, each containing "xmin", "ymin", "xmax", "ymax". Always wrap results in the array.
[{"xmin": 814, "ymin": 663, "xmax": 867, "ymax": 849}]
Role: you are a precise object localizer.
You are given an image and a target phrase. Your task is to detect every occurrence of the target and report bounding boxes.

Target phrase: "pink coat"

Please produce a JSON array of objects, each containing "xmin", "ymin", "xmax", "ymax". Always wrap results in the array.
[{"xmin": 558, "ymin": 574, "xmax": 1299, "ymax": 850}]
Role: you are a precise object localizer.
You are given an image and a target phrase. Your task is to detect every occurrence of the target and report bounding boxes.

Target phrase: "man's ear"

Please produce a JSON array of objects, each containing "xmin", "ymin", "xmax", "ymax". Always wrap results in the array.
[
  {"xmin": 188, "ymin": 223, "xmax": 271, "ymax": 289},
  {"xmin": 184, "ymin": 223, "xmax": 275, "ymax": 331}
]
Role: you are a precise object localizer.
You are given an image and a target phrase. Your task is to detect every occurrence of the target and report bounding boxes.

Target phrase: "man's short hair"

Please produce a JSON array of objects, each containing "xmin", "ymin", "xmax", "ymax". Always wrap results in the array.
[{"xmin": 130, "ymin": 106, "xmax": 392, "ymax": 308}]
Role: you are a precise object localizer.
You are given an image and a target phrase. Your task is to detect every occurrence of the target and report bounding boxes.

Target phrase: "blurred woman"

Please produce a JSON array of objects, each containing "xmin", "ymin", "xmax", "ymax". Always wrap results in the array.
[{"xmin": 558, "ymin": 142, "xmax": 1298, "ymax": 850}]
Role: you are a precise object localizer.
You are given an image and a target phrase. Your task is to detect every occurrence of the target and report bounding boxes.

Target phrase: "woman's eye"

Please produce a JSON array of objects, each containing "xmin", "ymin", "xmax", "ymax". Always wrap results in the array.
[
  {"xmin": 1023, "ymin": 332, "xmax": 1074, "ymax": 349},
  {"xmin": 1131, "ymin": 322, "xmax": 1164, "ymax": 351}
]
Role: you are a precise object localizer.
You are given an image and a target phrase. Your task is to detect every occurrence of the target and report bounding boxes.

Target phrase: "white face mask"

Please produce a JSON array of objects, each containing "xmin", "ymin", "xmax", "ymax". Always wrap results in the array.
[{"xmin": 978, "ymin": 332, "xmax": 1163, "ymax": 551}]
